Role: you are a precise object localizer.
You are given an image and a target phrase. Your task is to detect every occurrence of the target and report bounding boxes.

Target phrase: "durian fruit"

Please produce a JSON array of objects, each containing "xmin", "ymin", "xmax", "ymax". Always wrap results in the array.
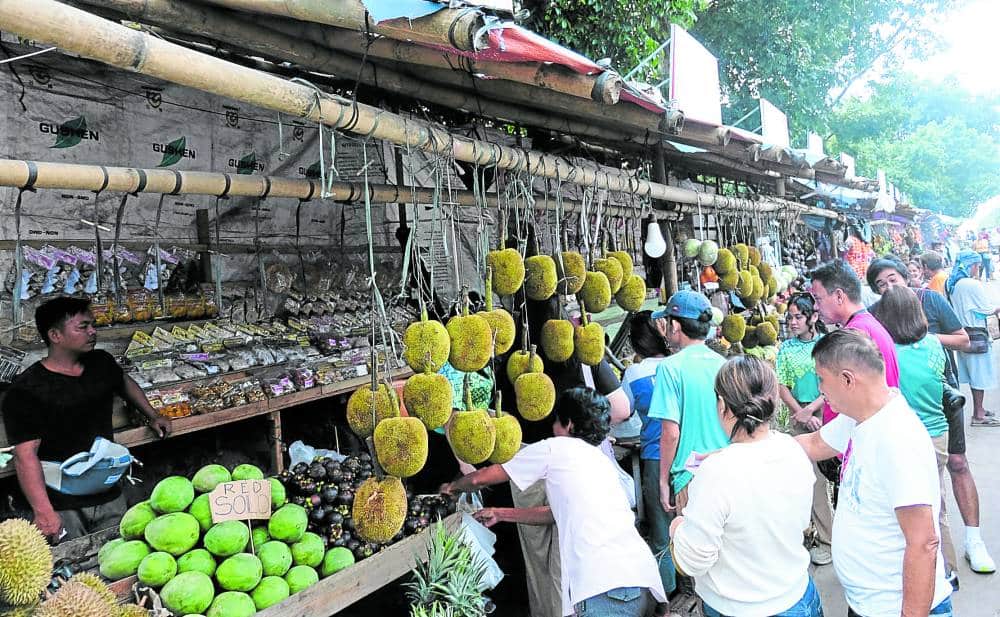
[
  {"xmin": 0, "ymin": 518, "xmax": 53, "ymax": 606},
  {"xmin": 402, "ymin": 308, "xmax": 450, "ymax": 373},
  {"xmin": 766, "ymin": 275, "xmax": 779, "ymax": 298},
  {"xmin": 748, "ymin": 265, "xmax": 760, "ymax": 279},
  {"xmin": 477, "ymin": 268, "xmax": 516, "ymax": 355},
  {"xmin": 697, "ymin": 240, "xmax": 719, "ymax": 266},
  {"xmin": 608, "ymin": 250, "xmax": 634, "ymax": 277},
  {"xmin": 117, "ymin": 605, "xmax": 151, "ymax": 617},
  {"xmin": 714, "ymin": 248, "xmax": 736, "ymax": 275},
  {"xmin": 35, "ymin": 581, "xmax": 111, "ymax": 617},
  {"xmin": 737, "ymin": 271, "xmax": 754, "ymax": 298},
  {"xmin": 742, "ymin": 325, "xmax": 759, "ymax": 348},
  {"xmin": 593, "ymin": 257, "xmax": 624, "ymax": 294},
  {"xmin": 578, "ymin": 271, "xmax": 611, "ymax": 313},
  {"xmin": 6, "ymin": 603, "xmax": 39, "ymax": 617},
  {"xmin": 373, "ymin": 416, "xmax": 428, "ymax": 478},
  {"xmin": 67, "ymin": 572, "xmax": 117, "ymax": 611},
  {"xmin": 615, "ymin": 274, "xmax": 645, "ymax": 312},
  {"xmin": 402, "ymin": 369, "xmax": 453, "ymax": 430},
  {"xmin": 719, "ymin": 270, "xmax": 739, "ymax": 291},
  {"xmin": 523, "ymin": 255, "xmax": 558, "ymax": 301},
  {"xmin": 489, "ymin": 401, "xmax": 522, "ymax": 465},
  {"xmin": 683, "ymin": 238, "xmax": 702, "ymax": 258},
  {"xmin": 487, "ymin": 247, "xmax": 525, "ymax": 296},
  {"xmin": 765, "ymin": 313, "xmax": 780, "ymax": 332},
  {"xmin": 721, "ymin": 314, "xmax": 746, "ymax": 344},
  {"xmin": 352, "ymin": 476, "xmax": 407, "ymax": 543},
  {"xmin": 446, "ymin": 299, "xmax": 493, "ymax": 372},
  {"xmin": 573, "ymin": 301, "xmax": 605, "ymax": 366},
  {"xmin": 346, "ymin": 382, "xmax": 400, "ymax": 438},
  {"xmin": 748, "ymin": 246, "xmax": 762, "ymax": 267},
  {"xmin": 447, "ymin": 382, "xmax": 497, "ymax": 464},
  {"xmin": 750, "ymin": 276, "xmax": 766, "ymax": 304},
  {"xmin": 732, "ymin": 243, "xmax": 749, "ymax": 268},
  {"xmin": 556, "ymin": 251, "xmax": 587, "ymax": 294},
  {"xmin": 758, "ymin": 262, "xmax": 773, "ymax": 280},
  {"xmin": 506, "ymin": 345, "xmax": 544, "ymax": 383},
  {"xmin": 757, "ymin": 322, "xmax": 778, "ymax": 346},
  {"xmin": 514, "ymin": 368, "xmax": 556, "ymax": 421},
  {"xmin": 540, "ymin": 320, "xmax": 574, "ymax": 362}
]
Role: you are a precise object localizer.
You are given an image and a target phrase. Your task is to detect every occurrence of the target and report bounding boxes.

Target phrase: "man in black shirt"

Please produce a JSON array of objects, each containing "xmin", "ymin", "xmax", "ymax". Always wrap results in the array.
[{"xmin": 3, "ymin": 297, "xmax": 171, "ymax": 541}]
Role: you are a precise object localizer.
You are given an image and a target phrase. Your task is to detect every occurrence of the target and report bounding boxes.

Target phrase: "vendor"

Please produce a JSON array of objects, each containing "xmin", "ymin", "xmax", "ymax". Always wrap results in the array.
[
  {"xmin": 2, "ymin": 297, "xmax": 171, "ymax": 542},
  {"xmin": 441, "ymin": 388, "xmax": 666, "ymax": 617}
]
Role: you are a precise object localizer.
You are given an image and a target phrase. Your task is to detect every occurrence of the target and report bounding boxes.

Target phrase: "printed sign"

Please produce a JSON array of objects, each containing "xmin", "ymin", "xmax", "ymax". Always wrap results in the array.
[{"xmin": 209, "ymin": 479, "xmax": 272, "ymax": 523}]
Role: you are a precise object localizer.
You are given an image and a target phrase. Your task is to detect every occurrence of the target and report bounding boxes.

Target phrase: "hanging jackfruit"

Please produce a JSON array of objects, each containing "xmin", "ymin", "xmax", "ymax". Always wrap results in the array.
[
  {"xmin": 402, "ymin": 310, "xmax": 450, "ymax": 373},
  {"xmin": 714, "ymin": 248, "xmax": 737, "ymax": 274},
  {"xmin": 515, "ymin": 371, "xmax": 556, "ymax": 421},
  {"xmin": 615, "ymin": 274, "xmax": 646, "ymax": 312},
  {"xmin": 478, "ymin": 267, "xmax": 516, "ymax": 355},
  {"xmin": 402, "ymin": 370, "xmax": 453, "ymax": 430},
  {"xmin": 732, "ymin": 243, "xmax": 749, "ymax": 267},
  {"xmin": 697, "ymin": 240, "xmax": 719, "ymax": 266},
  {"xmin": 373, "ymin": 416, "xmax": 428, "ymax": 478},
  {"xmin": 608, "ymin": 250, "xmax": 634, "ymax": 278},
  {"xmin": 578, "ymin": 271, "xmax": 611, "ymax": 313},
  {"xmin": 352, "ymin": 477, "xmax": 407, "ymax": 544},
  {"xmin": 448, "ymin": 407, "xmax": 497, "ymax": 465},
  {"xmin": 757, "ymin": 322, "xmax": 778, "ymax": 346},
  {"xmin": 721, "ymin": 314, "xmax": 746, "ymax": 344},
  {"xmin": 487, "ymin": 248, "xmax": 525, "ymax": 296},
  {"xmin": 346, "ymin": 383, "xmax": 400, "ymax": 438},
  {"xmin": 523, "ymin": 255, "xmax": 558, "ymax": 301},
  {"xmin": 593, "ymin": 257, "xmax": 624, "ymax": 294},
  {"xmin": 506, "ymin": 346, "xmax": 544, "ymax": 383},
  {"xmin": 489, "ymin": 412, "xmax": 522, "ymax": 464},
  {"xmin": 737, "ymin": 271, "xmax": 754, "ymax": 298},
  {"xmin": 556, "ymin": 251, "xmax": 587, "ymax": 295},
  {"xmin": 574, "ymin": 302, "xmax": 605, "ymax": 366},
  {"xmin": 446, "ymin": 310, "xmax": 493, "ymax": 372},
  {"xmin": 540, "ymin": 319, "xmax": 574, "ymax": 362},
  {"xmin": 748, "ymin": 246, "xmax": 762, "ymax": 267},
  {"xmin": 719, "ymin": 270, "xmax": 739, "ymax": 291},
  {"xmin": 0, "ymin": 518, "xmax": 53, "ymax": 607},
  {"xmin": 758, "ymin": 262, "xmax": 773, "ymax": 280}
]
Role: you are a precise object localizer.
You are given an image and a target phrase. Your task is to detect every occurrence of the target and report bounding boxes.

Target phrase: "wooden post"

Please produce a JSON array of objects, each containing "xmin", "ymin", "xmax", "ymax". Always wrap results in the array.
[{"xmin": 268, "ymin": 410, "xmax": 284, "ymax": 474}]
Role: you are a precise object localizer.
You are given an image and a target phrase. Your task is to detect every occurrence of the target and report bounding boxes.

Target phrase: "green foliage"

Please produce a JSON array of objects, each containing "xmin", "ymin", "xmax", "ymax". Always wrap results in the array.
[{"xmin": 405, "ymin": 523, "xmax": 487, "ymax": 617}]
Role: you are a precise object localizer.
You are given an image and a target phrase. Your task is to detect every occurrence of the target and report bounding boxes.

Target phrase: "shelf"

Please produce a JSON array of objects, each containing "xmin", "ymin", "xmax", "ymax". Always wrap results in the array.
[{"xmin": 9, "ymin": 316, "xmax": 221, "ymax": 350}]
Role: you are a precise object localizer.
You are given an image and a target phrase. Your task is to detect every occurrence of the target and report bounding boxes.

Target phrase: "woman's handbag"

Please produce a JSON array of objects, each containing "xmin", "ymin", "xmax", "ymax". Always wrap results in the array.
[{"xmin": 965, "ymin": 326, "xmax": 990, "ymax": 354}]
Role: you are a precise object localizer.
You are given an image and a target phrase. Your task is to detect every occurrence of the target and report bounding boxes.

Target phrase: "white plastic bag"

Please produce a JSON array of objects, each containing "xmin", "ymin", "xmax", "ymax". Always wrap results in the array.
[
  {"xmin": 287, "ymin": 440, "xmax": 346, "ymax": 468},
  {"xmin": 458, "ymin": 513, "xmax": 505, "ymax": 591}
]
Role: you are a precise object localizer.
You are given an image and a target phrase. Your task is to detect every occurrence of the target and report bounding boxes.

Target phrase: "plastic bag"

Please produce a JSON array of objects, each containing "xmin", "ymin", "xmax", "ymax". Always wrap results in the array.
[
  {"xmin": 287, "ymin": 440, "xmax": 346, "ymax": 469},
  {"xmin": 458, "ymin": 513, "xmax": 504, "ymax": 591}
]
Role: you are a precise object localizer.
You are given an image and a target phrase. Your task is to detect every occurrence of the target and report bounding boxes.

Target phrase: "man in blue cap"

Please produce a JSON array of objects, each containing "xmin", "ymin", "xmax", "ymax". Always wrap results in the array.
[{"xmin": 648, "ymin": 291, "xmax": 729, "ymax": 515}]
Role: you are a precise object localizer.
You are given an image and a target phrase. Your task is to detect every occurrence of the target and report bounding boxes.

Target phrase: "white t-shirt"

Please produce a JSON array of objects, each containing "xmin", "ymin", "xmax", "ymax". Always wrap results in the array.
[
  {"xmin": 502, "ymin": 437, "xmax": 666, "ymax": 615},
  {"xmin": 949, "ymin": 277, "xmax": 997, "ymax": 328},
  {"xmin": 672, "ymin": 432, "xmax": 814, "ymax": 616},
  {"xmin": 819, "ymin": 394, "xmax": 951, "ymax": 617}
]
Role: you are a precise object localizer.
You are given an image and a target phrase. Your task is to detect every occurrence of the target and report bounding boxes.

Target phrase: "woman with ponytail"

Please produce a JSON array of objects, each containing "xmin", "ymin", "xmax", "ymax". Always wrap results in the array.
[{"xmin": 669, "ymin": 356, "xmax": 822, "ymax": 617}]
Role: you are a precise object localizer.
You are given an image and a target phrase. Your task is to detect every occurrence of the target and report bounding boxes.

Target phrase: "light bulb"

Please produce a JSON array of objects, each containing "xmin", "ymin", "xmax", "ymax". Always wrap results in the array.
[{"xmin": 645, "ymin": 221, "xmax": 667, "ymax": 258}]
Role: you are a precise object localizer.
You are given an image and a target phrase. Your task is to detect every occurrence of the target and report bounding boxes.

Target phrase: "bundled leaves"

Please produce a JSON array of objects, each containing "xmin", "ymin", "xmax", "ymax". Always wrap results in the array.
[{"xmin": 405, "ymin": 523, "xmax": 487, "ymax": 617}]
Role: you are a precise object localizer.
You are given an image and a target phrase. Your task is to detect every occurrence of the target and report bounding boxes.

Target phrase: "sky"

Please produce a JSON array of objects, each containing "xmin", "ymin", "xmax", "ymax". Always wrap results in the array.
[{"xmin": 910, "ymin": 0, "xmax": 1000, "ymax": 93}]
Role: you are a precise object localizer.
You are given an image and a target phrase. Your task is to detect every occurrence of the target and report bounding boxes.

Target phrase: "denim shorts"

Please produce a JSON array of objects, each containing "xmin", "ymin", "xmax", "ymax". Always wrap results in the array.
[
  {"xmin": 574, "ymin": 586, "xmax": 651, "ymax": 617},
  {"xmin": 847, "ymin": 595, "xmax": 952, "ymax": 617},
  {"xmin": 703, "ymin": 577, "xmax": 823, "ymax": 617}
]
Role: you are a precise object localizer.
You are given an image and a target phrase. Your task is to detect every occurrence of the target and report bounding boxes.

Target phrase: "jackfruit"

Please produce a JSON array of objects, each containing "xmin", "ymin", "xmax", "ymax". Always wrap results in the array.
[
  {"xmin": 757, "ymin": 322, "xmax": 778, "ymax": 346},
  {"xmin": 269, "ymin": 504, "xmax": 308, "ymax": 543},
  {"xmin": 556, "ymin": 251, "xmax": 587, "ymax": 294},
  {"xmin": 150, "ymin": 476, "xmax": 195, "ymax": 513},
  {"xmin": 290, "ymin": 532, "xmax": 325, "ymax": 569},
  {"xmin": 767, "ymin": 275, "xmax": 779, "ymax": 298},
  {"xmin": 698, "ymin": 240, "xmax": 719, "ymax": 266},
  {"xmin": 573, "ymin": 303, "xmax": 605, "ymax": 366},
  {"xmin": 737, "ymin": 271, "xmax": 754, "ymax": 298},
  {"xmin": 683, "ymin": 238, "xmax": 702, "ymax": 258},
  {"xmin": 374, "ymin": 416, "xmax": 428, "ymax": 478},
  {"xmin": 714, "ymin": 248, "xmax": 737, "ymax": 274},
  {"xmin": 258, "ymin": 541, "xmax": 293, "ymax": 577},
  {"xmin": 758, "ymin": 262, "xmax": 773, "ymax": 280},
  {"xmin": 204, "ymin": 520, "xmax": 251, "ymax": 558},
  {"xmin": 251, "ymin": 576, "xmax": 290, "ymax": 611},
  {"xmin": 489, "ymin": 413, "xmax": 522, "ymax": 464},
  {"xmin": 120, "ymin": 501, "xmax": 157, "ymax": 541},
  {"xmin": 231, "ymin": 464, "xmax": 264, "ymax": 481},
  {"xmin": 284, "ymin": 565, "xmax": 319, "ymax": 594},
  {"xmin": 99, "ymin": 540, "xmax": 150, "ymax": 581},
  {"xmin": 66, "ymin": 572, "xmax": 117, "ymax": 611},
  {"xmin": 0, "ymin": 519, "xmax": 53, "ymax": 606},
  {"xmin": 478, "ymin": 271, "xmax": 516, "ymax": 354},
  {"xmin": 608, "ymin": 250, "xmax": 634, "ymax": 277},
  {"xmin": 144, "ymin": 512, "xmax": 200, "ymax": 556},
  {"xmin": 743, "ymin": 325, "xmax": 759, "ymax": 347},
  {"xmin": 732, "ymin": 243, "xmax": 749, "ymax": 267},
  {"xmin": 188, "ymin": 493, "xmax": 213, "ymax": 531},
  {"xmin": 487, "ymin": 248, "xmax": 525, "ymax": 296},
  {"xmin": 34, "ymin": 580, "xmax": 109, "ymax": 617},
  {"xmin": 178, "ymin": 548, "xmax": 217, "ymax": 577},
  {"xmin": 447, "ymin": 311, "xmax": 493, "ymax": 372},
  {"xmin": 160, "ymin": 571, "xmax": 215, "ymax": 615},
  {"xmin": 403, "ymin": 370, "xmax": 453, "ymax": 430},
  {"xmin": 207, "ymin": 591, "xmax": 256, "ymax": 617},
  {"xmin": 719, "ymin": 270, "xmax": 739, "ymax": 291},
  {"xmin": 402, "ymin": 310, "xmax": 450, "ymax": 373},
  {"xmin": 748, "ymin": 246, "xmax": 762, "ymax": 266},
  {"xmin": 216, "ymin": 553, "xmax": 263, "ymax": 592},
  {"xmin": 346, "ymin": 382, "xmax": 400, "ymax": 438},
  {"xmin": 616, "ymin": 274, "xmax": 645, "ymax": 312},
  {"xmin": 514, "ymin": 371, "xmax": 556, "ymax": 421},
  {"xmin": 448, "ymin": 407, "xmax": 497, "ymax": 464},
  {"xmin": 540, "ymin": 319, "xmax": 574, "ymax": 362},
  {"xmin": 352, "ymin": 476, "xmax": 408, "ymax": 543},
  {"xmin": 578, "ymin": 271, "xmax": 611, "ymax": 312},
  {"xmin": 506, "ymin": 346, "xmax": 544, "ymax": 383},
  {"xmin": 594, "ymin": 257, "xmax": 624, "ymax": 294},
  {"xmin": 524, "ymin": 255, "xmax": 558, "ymax": 300},
  {"xmin": 321, "ymin": 547, "xmax": 355, "ymax": 577},
  {"xmin": 721, "ymin": 315, "xmax": 746, "ymax": 344},
  {"xmin": 137, "ymin": 551, "xmax": 177, "ymax": 587},
  {"xmin": 750, "ymin": 276, "xmax": 766, "ymax": 303},
  {"xmin": 192, "ymin": 464, "xmax": 232, "ymax": 493},
  {"xmin": 766, "ymin": 314, "xmax": 780, "ymax": 332}
]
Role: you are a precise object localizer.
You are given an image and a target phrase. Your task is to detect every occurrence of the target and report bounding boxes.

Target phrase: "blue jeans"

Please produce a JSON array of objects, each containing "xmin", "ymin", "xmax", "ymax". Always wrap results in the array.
[
  {"xmin": 703, "ymin": 577, "xmax": 823, "ymax": 617},
  {"xmin": 642, "ymin": 458, "xmax": 677, "ymax": 595},
  {"xmin": 574, "ymin": 587, "xmax": 651, "ymax": 617},
  {"xmin": 847, "ymin": 595, "xmax": 952, "ymax": 617}
]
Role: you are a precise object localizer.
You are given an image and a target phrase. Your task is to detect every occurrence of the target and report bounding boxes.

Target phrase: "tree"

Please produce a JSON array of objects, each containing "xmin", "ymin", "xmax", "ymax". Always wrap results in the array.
[{"xmin": 691, "ymin": 0, "xmax": 960, "ymax": 137}]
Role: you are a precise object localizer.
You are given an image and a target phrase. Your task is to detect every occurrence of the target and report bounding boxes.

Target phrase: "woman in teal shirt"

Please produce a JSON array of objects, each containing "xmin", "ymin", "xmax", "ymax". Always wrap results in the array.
[{"xmin": 871, "ymin": 285, "xmax": 956, "ymax": 575}]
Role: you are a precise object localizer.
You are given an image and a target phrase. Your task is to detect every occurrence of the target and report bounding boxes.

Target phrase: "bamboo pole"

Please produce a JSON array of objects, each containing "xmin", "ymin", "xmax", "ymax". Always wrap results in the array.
[
  {"xmin": 0, "ymin": 0, "xmax": 840, "ymax": 221},
  {"xmin": 195, "ymin": 0, "xmax": 485, "ymax": 51}
]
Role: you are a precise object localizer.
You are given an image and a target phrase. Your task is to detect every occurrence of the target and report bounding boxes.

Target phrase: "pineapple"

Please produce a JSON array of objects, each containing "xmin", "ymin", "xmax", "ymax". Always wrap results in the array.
[{"xmin": 404, "ymin": 523, "xmax": 488, "ymax": 617}]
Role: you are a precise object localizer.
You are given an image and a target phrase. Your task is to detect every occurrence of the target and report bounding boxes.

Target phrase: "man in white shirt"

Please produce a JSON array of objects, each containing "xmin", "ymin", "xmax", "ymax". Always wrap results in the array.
[
  {"xmin": 441, "ymin": 388, "xmax": 666, "ymax": 617},
  {"xmin": 795, "ymin": 329, "xmax": 953, "ymax": 617}
]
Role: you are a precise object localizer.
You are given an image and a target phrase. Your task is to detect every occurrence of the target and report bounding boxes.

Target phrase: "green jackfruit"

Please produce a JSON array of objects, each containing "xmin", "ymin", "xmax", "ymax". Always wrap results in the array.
[
  {"xmin": 594, "ymin": 257, "xmax": 624, "ymax": 294},
  {"xmin": 150, "ymin": 476, "xmax": 195, "ymax": 513},
  {"xmin": 99, "ymin": 540, "xmax": 151, "ymax": 581},
  {"xmin": 719, "ymin": 271, "xmax": 739, "ymax": 291},
  {"xmin": 615, "ymin": 274, "xmax": 645, "ymax": 312},
  {"xmin": 540, "ymin": 319, "xmax": 574, "ymax": 362},
  {"xmin": 320, "ymin": 547, "xmax": 355, "ymax": 577},
  {"xmin": 514, "ymin": 372, "xmax": 556, "ymax": 421},
  {"xmin": 608, "ymin": 250, "xmax": 634, "ymax": 277},
  {"xmin": 757, "ymin": 322, "xmax": 778, "ymax": 346},
  {"xmin": 290, "ymin": 532, "xmax": 325, "ymax": 568},
  {"xmin": 447, "ymin": 408, "xmax": 497, "ymax": 465},
  {"xmin": 207, "ymin": 591, "xmax": 255, "ymax": 617},
  {"xmin": 192, "ymin": 464, "xmax": 232, "ymax": 493},
  {"xmin": 743, "ymin": 325, "xmax": 759, "ymax": 347},
  {"xmin": 204, "ymin": 520, "xmax": 251, "ymax": 558},
  {"xmin": 160, "ymin": 571, "xmax": 215, "ymax": 615},
  {"xmin": 748, "ymin": 265, "xmax": 760, "ymax": 278},
  {"xmin": 144, "ymin": 512, "xmax": 200, "ymax": 556},
  {"xmin": 578, "ymin": 271, "xmax": 611, "ymax": 312},
  {"xmin": 346, "ymin": 383, "xmax": 400, "ymax": 438},
  {"xmin": 573, "ymin": 307, "xmax": 605, "ymax": 366},
  {"xmin": 506, "ymin": 347, "xmax": 544, "ymax": 383},
  {"xmin": 710, "ymin": 307, "xmax": 724, "ymax": 326},
  {"xmin": 720, "ymin": 315, "xmax": 746, "ymax": 344},
  {"xmin": 352, "ymin": 477, "xmax": 407, "ymax": 543},
  {"xmin": 758, "ymin": 262, "xmax": 773, "ymax": 280},
  {"xmin": 269, "ymin": 504, "xmax": 308, "ymax": 543},
  {"xmin": 284, "ymin": 565, "xmax": 319, "ymax": 594},
  {"xmin": 523, "ymin": 255, "xmax": 558, "ymax": 300},
  {"xmin": 748, "ymin": 246, "xmax": 762, "ymax": 266},
  {"xmin": 137, "ymin": 551, "xmax": 177, "ymax": 587},
  {"xmin": 489, "ymin": 414, "xmax": 522, "ymax": 464},
  {"xmin": 251, "ymin": 576, "xmax": 290, "ymax": 611},
  {"xmin": 732, "ymin": 244, "xmax": 749, "ymax": 267},
  {"xmin": 447, "ymin": 313, "xmax": 493, "ymax": 372},
  {"xmin": 750, "ymin": 276, "xmax": 766, "ymax": 303},
  {"xmin": 556, "ymin": 251, "xmax": 587, "ymax": 294},
  {"xmin": 188, "ymin": 493, "xmax": 213, "ymax": 532},
  {"xmin": 487, "ymin": 248, "xmax": 525, "ymax": 296},
  {"xmin": 403, "ymin": 371, "xmax": 453, "ymax": 430},
  {"xmin": 402, "ymin": 313, "xmax": 450, "ymax": 373},
  {"xmin": 97, "ymin": 538, "xmax": 123, "ymax": 565},
  {"xmin": 714, "ymin": 248, "xmax": 736, "ymax": 274},
  {"xmin": 374, "ymin": 416, "xmax": 428, "ymax": 478},
  {"xmin": 737, "ymin": 271, "xmax": 754, "ymax": 297},
  {"xmin": 120, "ymin": 501, "xmax": 157, "ymax": 541},
  {"xmin": 216, "ymin": 553, "xmax": 263, "ymax": 592},
  {"xmin": 258, "ymin": 541, "xmax": 293, "ymax": 577},
  {"xmin": 177, "ymin": 548, "xmax": 217, "ymax": 577},
  {"xmin": 478, "ymin": 308, "xmax": 516, "ymax": 355},
  {"xmin": 0, "ymin": 518, "xmax": 52, "ymax": 606},
  {"xmin": 767, "ymin": 275, "xmax": 778, "ymax": 298}
]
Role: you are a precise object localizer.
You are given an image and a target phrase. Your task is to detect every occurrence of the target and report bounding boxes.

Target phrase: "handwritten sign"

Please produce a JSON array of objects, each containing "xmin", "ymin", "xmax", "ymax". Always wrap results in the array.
[{"xmin": 209, "ymin": 480, "xmax": 272, "ymax": 524}]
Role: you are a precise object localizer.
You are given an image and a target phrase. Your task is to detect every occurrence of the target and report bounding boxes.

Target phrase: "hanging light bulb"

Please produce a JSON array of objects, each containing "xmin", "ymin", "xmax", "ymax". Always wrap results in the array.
[{"xmin": 644, "ymin": 218, "xmax": 667, "ymax": 258}]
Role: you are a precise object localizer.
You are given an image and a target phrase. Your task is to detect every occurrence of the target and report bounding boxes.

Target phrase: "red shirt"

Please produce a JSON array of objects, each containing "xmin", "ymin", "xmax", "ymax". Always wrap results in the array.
[{"xmin": 821, "ymin": 310, "xmax": 901, "ymax": 425}]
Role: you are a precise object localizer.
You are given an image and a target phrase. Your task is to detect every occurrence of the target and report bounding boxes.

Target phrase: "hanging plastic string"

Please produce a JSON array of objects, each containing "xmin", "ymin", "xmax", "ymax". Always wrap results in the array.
[
  {"xmin": 10, "ymin": 175, "xmax": 37, "ymax": 330},
  {"xmin": 288, "ymin": 78, "xmax": 346, "ymax": 199},
  {"xmin": 361, "ymin": 141, "xmax": 401, "ymax": 365},
  {"xmin": 396, "ymin": 122, "xmax": 418, "ymax": 300},
  {"xmin": 91, "ymin": 166, "xmax": 110, "ymax": 293}
]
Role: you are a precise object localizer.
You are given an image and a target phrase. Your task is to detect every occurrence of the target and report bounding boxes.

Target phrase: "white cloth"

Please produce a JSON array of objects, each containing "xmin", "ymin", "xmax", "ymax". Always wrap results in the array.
[
  {"xmin": 819, "ymin": 394, "xmax": 951, "ymax": 617},
  {"xmin": 502, "ymin": 437, "xmax": 667, "ymax": 615},
  {"xmin": 671, "ymin": 432, "xmax": 814, "ymax": 616},
  {"xmin": 949, "ymin": 278, "xmax": 998, "ymax": 389}
]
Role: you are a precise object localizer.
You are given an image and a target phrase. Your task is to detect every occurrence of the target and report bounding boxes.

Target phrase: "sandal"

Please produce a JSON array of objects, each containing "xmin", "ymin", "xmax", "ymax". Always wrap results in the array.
[{"xmin": 971, "ymin": 415, "xmax": 1000, "ymax": 427}]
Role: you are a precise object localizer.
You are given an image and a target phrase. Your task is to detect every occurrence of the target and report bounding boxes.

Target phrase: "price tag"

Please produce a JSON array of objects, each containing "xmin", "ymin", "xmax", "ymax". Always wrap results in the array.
[{"xmin": 209, "ymin": 480, "xmax": 272, "ymax": 524}]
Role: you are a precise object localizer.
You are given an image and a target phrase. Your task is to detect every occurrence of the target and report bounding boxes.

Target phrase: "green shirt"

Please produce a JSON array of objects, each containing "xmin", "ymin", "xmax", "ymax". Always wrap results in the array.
[
  {"xmin": 895, "ymin": 336, "xmax": 948, "ymax": 437},
  {"xmin": 647, "ymin": 343, "xmax": 729, "ymax": 492},
  {"xmin": 775, "ymin": 336, "xmax": 822, "ymax": 403},
  {"xmin": 437, "ymin": 362, "xmax": 494, "ymax": 435}
]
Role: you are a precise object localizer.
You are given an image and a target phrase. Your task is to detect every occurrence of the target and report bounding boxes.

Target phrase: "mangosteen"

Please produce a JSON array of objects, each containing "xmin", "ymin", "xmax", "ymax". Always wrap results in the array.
[
  {"xmin": 340, "ymin": 531, "xmax": 353, "ymax": 544},
  {"xmin": 344, "ymin": 518, "xmax": 355, "ymax": 532},
  {"xmin": 336, "ymin": 490, "xmax": 354, "ymax": 506},
  {"xmin": 357, "ymin": 468, "xmax": 373, "ymax": 481},
  {"xmin": 299, "ymin": 479, "xmax": 317, "ymax": 494},
  {"xmin": 408, "ymin": 504, "xmax": 422, "ymax": 517},
  {"xmin": 309, "ymin": 507, "xmax": 327, "ymax": 524},
  {"xmin": 332, "ymin": 537, "xmax": 347, "ymax": 548},
  {"xmin": 307, "ymin": 463, "xmax": 327, "ymax": 480},
  {"xmin": 336, "ymin": 504, "xmax": 350, "ymax": 516},
  {"xmin": 326, "ymin": 467, "xmax": 344, "ymax": 483},
  {"xmin": 340, "ymin": 471, "xmax": 355, "ymax": 485},
  {"xmin": 359, "ymin": 452, "xmax": 371, "ymax": 463},
  {"xmin": 291, "ymin": 495, "xmax": 307, "ymax": 506},
  {"xmin": 325, "ymin": 511, "xmax": 344, "ymax": 526},
  {"xmin": 346, "ymin": 539, "xmax": 361, "ymax": 552},
  {"xmin": 405, "ymin": 517, "xmax": 421, "ymax": 533},
  {"xmin": 292, "ymin": 462, "xmax": 309, "ymax": 475},
  {"xmin": 337, "ymin": 481, "xmax": 352, "ymax": 493},
  {"xmin": 418, "ymin": 516, "xmax": 430, "ymax": 527},
  {"xmin": 321, "ymin": 486, "xmax": 340, "ymax": 504},
  {"xmin": 309, "ymin": 494, "xmax": 323, "ymax": 508}
]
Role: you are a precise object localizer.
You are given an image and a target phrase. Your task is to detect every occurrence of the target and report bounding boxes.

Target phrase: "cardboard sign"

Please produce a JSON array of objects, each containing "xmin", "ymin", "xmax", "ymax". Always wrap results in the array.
[{"xmin": 209, "ymin": 480, "xmax": 272, "ymax": 524}]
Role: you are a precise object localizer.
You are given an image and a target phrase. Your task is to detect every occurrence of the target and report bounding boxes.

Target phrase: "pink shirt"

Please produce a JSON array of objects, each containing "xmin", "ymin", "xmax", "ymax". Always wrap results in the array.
[{"xmin": 821, "ymin": 310, "xmax": 901, "ymax": 425}]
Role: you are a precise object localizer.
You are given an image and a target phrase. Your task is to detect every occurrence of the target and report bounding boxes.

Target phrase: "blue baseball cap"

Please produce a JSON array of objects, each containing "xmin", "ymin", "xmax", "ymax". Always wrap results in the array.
[{"xmin": 652, "ymin": 290, "xmax": 712, "ymax": 320}]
